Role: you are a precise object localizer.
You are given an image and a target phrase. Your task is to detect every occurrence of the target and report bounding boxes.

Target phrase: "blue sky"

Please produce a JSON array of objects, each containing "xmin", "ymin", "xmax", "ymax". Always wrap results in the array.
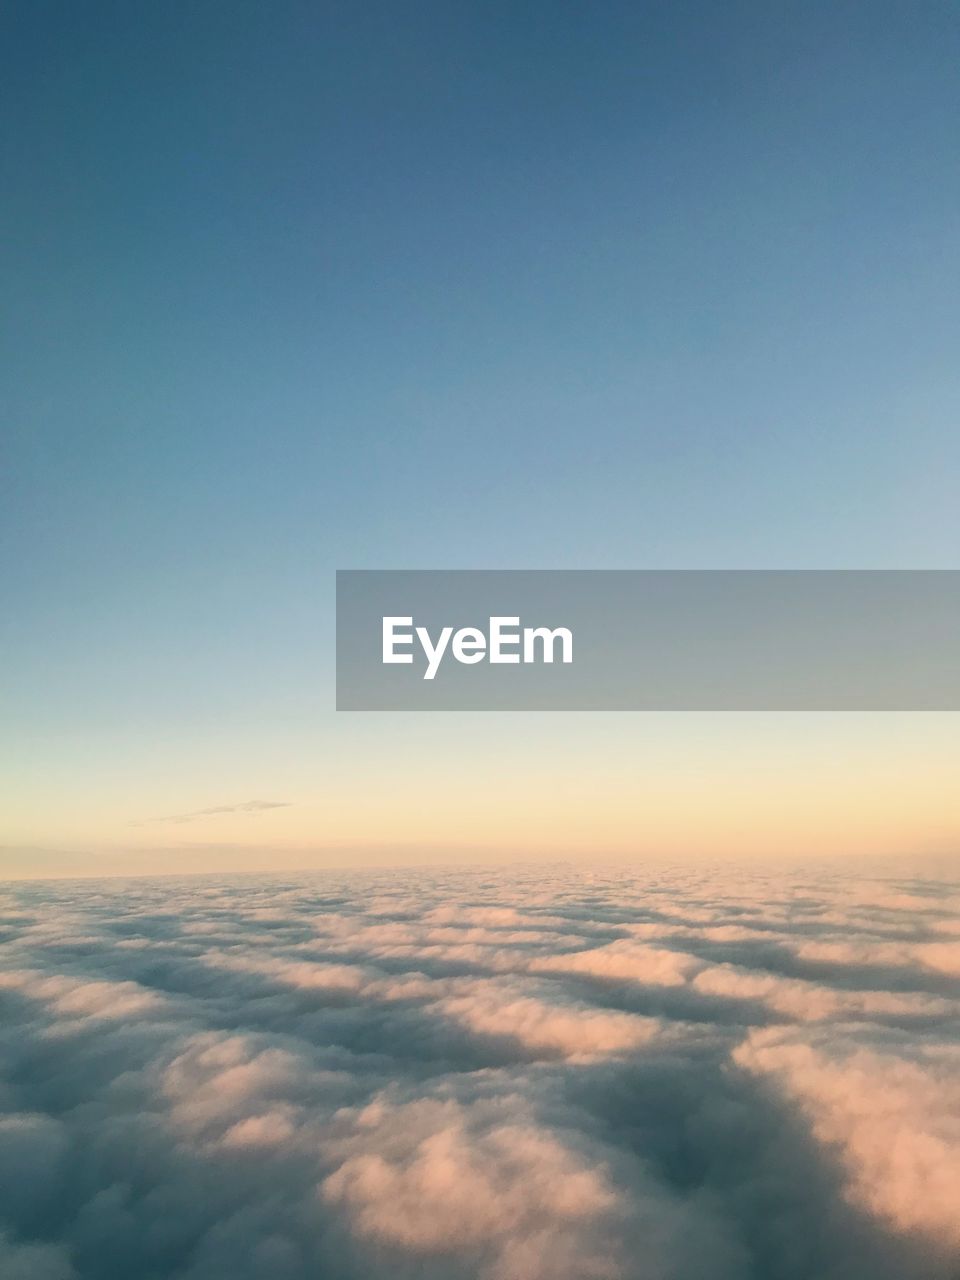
[{"xmin": 3, "ymin": 2, "xmax": 959, "ymax": 868}]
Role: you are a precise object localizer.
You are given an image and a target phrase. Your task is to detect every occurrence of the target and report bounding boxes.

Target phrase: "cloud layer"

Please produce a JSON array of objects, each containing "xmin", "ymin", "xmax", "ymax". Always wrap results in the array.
[{"xmin": 0, "ymin": 861, "xmax": 958, "ymax": 1278}]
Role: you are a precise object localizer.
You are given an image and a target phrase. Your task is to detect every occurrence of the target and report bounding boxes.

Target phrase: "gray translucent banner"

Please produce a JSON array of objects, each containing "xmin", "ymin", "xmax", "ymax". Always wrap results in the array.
[{"xmin": 336, "ymin": 570, "xmax": 960, "ymax": 710}]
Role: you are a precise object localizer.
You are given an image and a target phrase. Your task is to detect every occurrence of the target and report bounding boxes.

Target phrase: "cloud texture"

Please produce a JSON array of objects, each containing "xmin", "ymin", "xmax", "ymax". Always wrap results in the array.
[{"xmin": 0, "ymin": 862, "xmax": 958, "ymax": 1278}]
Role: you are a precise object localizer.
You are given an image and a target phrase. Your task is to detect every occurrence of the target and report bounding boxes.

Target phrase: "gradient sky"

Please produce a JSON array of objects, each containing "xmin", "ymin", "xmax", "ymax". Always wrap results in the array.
[{"xmin": 2, "ymin": 2, "xmax": 959, "ymax": 875}]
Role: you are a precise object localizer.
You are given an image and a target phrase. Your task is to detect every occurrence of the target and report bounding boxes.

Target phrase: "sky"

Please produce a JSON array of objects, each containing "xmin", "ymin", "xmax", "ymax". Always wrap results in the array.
[{"xmin": 2, "ymin": 1, "xmax": 959, "ymax": 875}]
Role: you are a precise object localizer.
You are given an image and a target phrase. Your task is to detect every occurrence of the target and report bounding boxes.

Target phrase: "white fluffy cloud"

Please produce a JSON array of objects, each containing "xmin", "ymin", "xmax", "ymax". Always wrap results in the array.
[
  {"xmin": 735, "ymin": 1026, "xmax": 960, "ymax": 1251},
  {"xmin": 0, "ymin": 864, "xmax": 957, "ymax": 1278}
]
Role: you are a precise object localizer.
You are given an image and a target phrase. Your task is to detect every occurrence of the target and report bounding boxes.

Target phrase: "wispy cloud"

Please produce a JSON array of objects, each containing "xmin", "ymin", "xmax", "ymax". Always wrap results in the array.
[{"xmin": 134, "ymin": 800, "xmax": 291, "ymax": 827}]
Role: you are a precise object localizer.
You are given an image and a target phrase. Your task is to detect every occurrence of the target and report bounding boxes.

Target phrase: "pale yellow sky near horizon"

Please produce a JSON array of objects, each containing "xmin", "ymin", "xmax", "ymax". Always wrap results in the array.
[{"xmin": 3, "ymin": 712, "xmax": 958, "ymax": 878}]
